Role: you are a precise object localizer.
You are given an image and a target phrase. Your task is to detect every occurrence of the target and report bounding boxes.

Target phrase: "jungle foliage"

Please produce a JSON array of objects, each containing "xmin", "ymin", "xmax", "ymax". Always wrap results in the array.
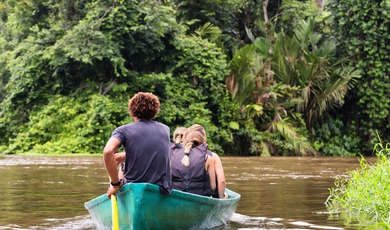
[
  {"xmin": 328, "ymin": 0, "xmax": 390, "ymax": 154},
  {"xmin": 0, "ymin": 0, "xmax": 388, "ymax": 156}
]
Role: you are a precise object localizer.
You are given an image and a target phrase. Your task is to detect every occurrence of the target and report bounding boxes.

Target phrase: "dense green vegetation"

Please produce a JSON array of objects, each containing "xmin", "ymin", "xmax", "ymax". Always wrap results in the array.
[
  {"xmin": 328, "ymin": 0, "xmax": 390, "ymax": 154},
  {"xmin": 326, "ymin": 137, "xmax": 390, "ymax": 228},
  {"xmin": 0, "ymin": 0, "xmax": 389, "ymax": 156}
]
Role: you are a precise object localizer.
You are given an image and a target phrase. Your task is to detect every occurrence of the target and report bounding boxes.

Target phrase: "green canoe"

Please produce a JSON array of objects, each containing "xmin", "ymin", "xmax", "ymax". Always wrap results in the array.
[{"xmin": 84, "ymin": 183, "xmax": 241, "ymax": 230}]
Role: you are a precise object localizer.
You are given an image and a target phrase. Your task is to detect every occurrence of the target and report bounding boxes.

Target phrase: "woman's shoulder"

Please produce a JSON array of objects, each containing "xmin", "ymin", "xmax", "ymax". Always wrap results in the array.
[
  {"xmin": 210, "ymin": 151, "xmax": 220, "ymax": 158},
  {"xmin": 170, "ymin": 143, "xmax": 183, "ymax": 150},
  {"xmin": 199, "ymin": 143, "xmax": 216, "ymax": 157}
]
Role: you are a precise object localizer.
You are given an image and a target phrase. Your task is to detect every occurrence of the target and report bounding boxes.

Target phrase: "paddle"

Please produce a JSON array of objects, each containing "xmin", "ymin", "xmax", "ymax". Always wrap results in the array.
[
  {"xmin": 111, "ymin": 194, "xmax": 119, "ymax": 230},
  {"xmin": 110, "ymin": 153, "xmax": 122, "ymax": 230}
]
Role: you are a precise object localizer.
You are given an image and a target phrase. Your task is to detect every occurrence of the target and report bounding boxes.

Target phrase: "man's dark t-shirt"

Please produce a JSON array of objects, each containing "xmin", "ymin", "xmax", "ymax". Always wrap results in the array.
[{"xmin": 111, "ymin": 120, "xmax": 172, "ymax": 194}]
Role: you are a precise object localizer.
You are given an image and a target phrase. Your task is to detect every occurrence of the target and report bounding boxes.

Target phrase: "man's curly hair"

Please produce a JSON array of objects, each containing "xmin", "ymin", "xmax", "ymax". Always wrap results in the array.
[{"xmin": 128, "ymin": 92, "xmax": 160, "ymax": 120}]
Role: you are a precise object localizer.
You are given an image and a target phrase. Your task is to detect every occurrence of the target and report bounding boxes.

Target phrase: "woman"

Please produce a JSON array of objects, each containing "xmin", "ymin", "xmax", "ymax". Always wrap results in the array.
[
  {"xmin": 170, "ymin": 126, "xmax": 186, "ymax": 159},
  {"xmin": 171, "ymin": 130, "xmax": 216, "ymax": 197},
  {"xmin": 185, "ymin": 124, "xmax": 228, "ymax": 199}
]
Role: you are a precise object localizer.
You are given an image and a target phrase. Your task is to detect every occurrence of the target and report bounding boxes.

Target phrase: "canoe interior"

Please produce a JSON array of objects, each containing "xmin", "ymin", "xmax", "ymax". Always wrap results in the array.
[{"xmin": 85, "ymin": 183, "xmax": 241, "ymax": 230}]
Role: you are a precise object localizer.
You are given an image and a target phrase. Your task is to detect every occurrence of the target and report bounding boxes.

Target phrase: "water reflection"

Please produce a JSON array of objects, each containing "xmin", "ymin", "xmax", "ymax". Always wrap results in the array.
[
  {"xmin": 0, "ymin": 155, "xmax": 369, "ymax": 229},
  {"xmin": 228, "ymin": 213, "xmax": 344, "ymax": 230}
]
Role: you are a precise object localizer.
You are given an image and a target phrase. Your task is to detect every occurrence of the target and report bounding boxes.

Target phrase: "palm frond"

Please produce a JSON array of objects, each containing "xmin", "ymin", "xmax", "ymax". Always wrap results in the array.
[
  {"xmin": 259, "ymin": 141, "xmax": 271, "ymax": 157},
  {"xmin": 193, "ymin": 22, "xmax": 221, "ymax": 42},
  {"xmin": 226, "ymin": 44, "xmax": 269, "ymax": 106},
  {"xmin": 270, "ymin": 118, "xmax": 315, "ymax": 156},
  {"xmin": 243, "ymin": 104, "xmax": 264, "ymax": 120}
]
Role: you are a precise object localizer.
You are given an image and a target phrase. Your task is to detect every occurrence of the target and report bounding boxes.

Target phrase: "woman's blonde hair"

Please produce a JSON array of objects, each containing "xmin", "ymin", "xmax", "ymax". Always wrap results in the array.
[
  {"xmin": 183, "ymin": 124, "xmax": 207, "ymax": 142},
  {"xmin": 181, "ymin": 130, "xmax": 205, "ymax": 166},
  {"xmin": 173, "ymin": 127, "xmax": 186, "ymax": 144}
]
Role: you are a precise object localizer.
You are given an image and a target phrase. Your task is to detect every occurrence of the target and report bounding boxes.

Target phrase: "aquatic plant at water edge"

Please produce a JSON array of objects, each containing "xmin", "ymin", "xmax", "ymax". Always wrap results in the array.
[{"xmin": 325, "ymin": 146, "xmax": 390, "ymax": 227}]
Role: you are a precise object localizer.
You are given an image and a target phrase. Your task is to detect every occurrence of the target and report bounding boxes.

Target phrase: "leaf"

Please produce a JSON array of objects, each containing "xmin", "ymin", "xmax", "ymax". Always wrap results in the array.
[{"xmin": 228, "ymin": 121, "xmax": 239, "ymax": 130}]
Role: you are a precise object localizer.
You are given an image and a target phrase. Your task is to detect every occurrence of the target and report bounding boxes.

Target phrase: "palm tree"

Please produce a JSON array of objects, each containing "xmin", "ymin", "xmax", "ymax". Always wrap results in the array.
[
  {"xmin": 226, "ymin": 19, "xmax": 360, "ymax": 155},
  {"xmin": 268, "ymin": 20, "xmax": 361, "ymax": 137},
  {"xmin": 226, "ymin": 41, "xmax": 313, "ymax": 156}
]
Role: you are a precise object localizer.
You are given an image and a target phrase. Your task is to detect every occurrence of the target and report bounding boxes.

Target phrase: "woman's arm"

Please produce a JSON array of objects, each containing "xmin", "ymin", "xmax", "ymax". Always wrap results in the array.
[
  {"xmin": 114, "ymin": 152, "xmax": 126, "ymax": 165},
  {"xmin": 212, "ymin": 152, "xmax": 227, "ymax": 199},
  {"xmin": 205, "ymin": 156, "xmax": 216, "ymax": 191},
  {"xmin": 114, "ymin": 152, "xmax": 126, "ymax": 180}
]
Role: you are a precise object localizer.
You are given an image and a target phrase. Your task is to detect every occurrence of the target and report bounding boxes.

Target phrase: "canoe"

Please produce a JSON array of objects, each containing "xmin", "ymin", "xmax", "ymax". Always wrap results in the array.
[{"xmin": 84, "ymin": 183, "xmax": 241, "ymax": 230}]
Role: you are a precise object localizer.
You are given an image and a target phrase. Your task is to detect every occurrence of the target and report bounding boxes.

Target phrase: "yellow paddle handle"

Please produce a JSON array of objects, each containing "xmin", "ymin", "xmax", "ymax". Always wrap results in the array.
[{"xmin": 112, "ymin": 194, "xmax": 119, "ymax": 230}]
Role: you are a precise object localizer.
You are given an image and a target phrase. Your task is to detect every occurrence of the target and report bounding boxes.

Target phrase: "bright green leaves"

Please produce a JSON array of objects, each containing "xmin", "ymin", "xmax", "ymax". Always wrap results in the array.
[
  {"xmin": 326, "ymin": 146, "xmax": 390, "ymax": 226},
  {"xmin": 155, "ymin": 36, "xmax": 232, "ymax": 152},
  {"xmin": 171, "ymin": 36, "xmax": 228, "ymax": 102},
  {"xmin": 228, "ymin": 121, "xmax": 239, "ymax": 130},
  {"xmin": 6, "ymin": 94, "xmax": 127, "ymax": 154}
]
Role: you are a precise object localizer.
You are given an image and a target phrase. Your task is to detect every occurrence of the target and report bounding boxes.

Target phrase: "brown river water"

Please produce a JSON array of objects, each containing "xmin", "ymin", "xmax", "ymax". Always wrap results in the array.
[{"xmin": 0, "ymin": 155, "xmax": 373, "ymax": 230}]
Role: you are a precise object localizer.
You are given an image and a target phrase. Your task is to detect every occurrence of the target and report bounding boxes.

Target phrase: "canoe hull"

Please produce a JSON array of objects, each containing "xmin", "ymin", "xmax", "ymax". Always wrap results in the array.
[{"xmin": 84, "ymin": 183, "xmax": 240, "ymax": 230}]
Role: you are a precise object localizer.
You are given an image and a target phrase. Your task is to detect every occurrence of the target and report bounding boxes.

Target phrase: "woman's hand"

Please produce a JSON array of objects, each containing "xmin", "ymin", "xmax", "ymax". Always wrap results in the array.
[
  {"xmin": 114, "ymin": 152, "xmax": 126, "ymax": 165},
  {"xmin": 222, "ymin": 192, "xmax": 229, "ymax": 199}
]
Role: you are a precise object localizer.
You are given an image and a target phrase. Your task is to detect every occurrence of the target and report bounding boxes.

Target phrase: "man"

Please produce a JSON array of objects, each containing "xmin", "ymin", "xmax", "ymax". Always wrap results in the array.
[{"xmin": 103, "ymin": 92, "xmax": 172, "ymax": 197}]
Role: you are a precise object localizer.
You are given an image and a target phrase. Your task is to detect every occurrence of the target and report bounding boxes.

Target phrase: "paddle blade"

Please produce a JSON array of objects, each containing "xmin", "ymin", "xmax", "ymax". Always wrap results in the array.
[{"xmin": 111, "ymin": 194, "xmax": 119, "ymax": 230}]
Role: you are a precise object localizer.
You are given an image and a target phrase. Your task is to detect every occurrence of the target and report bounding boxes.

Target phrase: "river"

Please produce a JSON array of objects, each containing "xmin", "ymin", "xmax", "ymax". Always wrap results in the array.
[{"xmin": 0, "ymin": 155, "xmax": 370, "ymax": 229}]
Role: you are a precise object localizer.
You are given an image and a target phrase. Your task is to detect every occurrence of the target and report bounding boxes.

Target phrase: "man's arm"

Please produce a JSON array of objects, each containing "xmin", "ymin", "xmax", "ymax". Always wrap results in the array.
[{"xmin": 103, "ymin": 137, "xmax": 121, "ymax": 197}]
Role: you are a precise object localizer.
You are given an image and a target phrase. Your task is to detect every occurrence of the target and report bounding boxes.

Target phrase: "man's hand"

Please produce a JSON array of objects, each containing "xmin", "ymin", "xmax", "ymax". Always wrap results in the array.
[{"xmin": 107, "ymin": 185, "xmax": 121, "ymax": 198}]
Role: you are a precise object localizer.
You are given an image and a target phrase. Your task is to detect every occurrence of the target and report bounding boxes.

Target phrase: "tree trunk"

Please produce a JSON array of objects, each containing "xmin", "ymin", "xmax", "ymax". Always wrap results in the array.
[
  {"xmin": 315, "ymin": 0, "xmax": 323, "ymax": 11},
  {"xmin": 261, "ymin": 0, "xmax": 272, "ymax": 83},
  {"xmin": 262, "ymin": 0, "xmax": 269, "ymax": 23}
]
